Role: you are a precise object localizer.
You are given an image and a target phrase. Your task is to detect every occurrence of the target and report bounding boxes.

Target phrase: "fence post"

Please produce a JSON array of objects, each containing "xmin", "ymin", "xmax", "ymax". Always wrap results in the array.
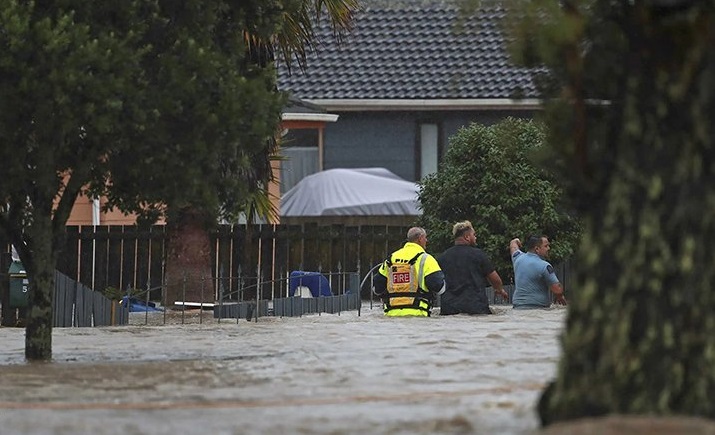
[
  {"xmin": 200, "ymin": 275, "xmax": 205, "ymax": 325},
  {"xmin": 237, "ymin": 267, "xmax": 245, "ymax": 322},
  {"xmin": 337, "ymin": 262, "xmax": 343, "ymax": 315},
  {"xmin": 356, "ymin": 258, "xmax": 362, "ymax": 317},
  {"xmin": 285, "ymin": 268, "xmax": 290, "ymax": 299},
  {"xmin": 369, "ymin": 257, "xmax": 375, "ymax": 310},
  {"xmin": 236, "ymin": 264, "xmax": 243, "ymax": 302},
  {"xmin": 218, "ymin": 275, "xmax": 224, "ymax": 324},
  {"xmin": 254, "ymin": 264, "xmax": 260, "ymax": 322},
  {"xmin": 162, "ymin": 267, "xmax": 167, "ymax": 325},
  {"xmin": 181, "ymin": 272, "xmax": 186, "ymax": 324},
  {"xmin": 317, "ymin": 263, "xmax": 322, "ymax": 317},
  {"xmin": 238, "ymin": 268, "xmax": 245, "ymax": 324},
  {"xmin": 145, "ymin": 279, "xmax": 151, "ymax": 325},
  {"xmin": 123, "ymin": 284, "xmax": 131, "ymax": 326}
]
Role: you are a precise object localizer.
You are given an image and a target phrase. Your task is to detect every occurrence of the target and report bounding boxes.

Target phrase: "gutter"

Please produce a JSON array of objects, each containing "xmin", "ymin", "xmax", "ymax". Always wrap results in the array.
[
  {"xmin": 281, "ymin": 113, "xmax": 340, "ymax": 122},
  {"xmin": 304, "ymin": 98, "xmax": 542, "ymax": 112}
]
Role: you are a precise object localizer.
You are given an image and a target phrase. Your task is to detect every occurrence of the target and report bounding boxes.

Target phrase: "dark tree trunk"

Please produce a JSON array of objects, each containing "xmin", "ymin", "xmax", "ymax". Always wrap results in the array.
[
  {"xmin": 163, "ymin": 207, "xmax": 214, "ymax": 306},
  {"xmin": 24, "ymin": 217, "xmax": 56, "ymax": 361},
  {"xmin": 539, "ymin": 2, "xmax": 715, "ymax": 425}
]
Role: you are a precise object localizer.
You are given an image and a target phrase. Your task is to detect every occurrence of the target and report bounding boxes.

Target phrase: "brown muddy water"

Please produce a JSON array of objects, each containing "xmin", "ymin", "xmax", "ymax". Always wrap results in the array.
[{"xmin": 0, "ymin": 304, "xmax": 566, "ymax": 434}]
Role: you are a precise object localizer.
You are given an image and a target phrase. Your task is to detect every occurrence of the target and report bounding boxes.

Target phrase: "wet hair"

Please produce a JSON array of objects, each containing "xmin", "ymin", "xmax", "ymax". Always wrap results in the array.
[
  {"xmin": 452, "ymin": 220, "xmax": 474, "ymax": 239},
  {"xmin": 406, "ymin": 227, "xmax": 426, "ymax": 242},
  {"xmin": 525, "ymin": 235, "xmax": 547, "ymax": 251}
]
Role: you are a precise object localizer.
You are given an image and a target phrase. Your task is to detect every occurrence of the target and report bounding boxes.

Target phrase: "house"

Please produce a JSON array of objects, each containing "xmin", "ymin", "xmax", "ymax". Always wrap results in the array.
[
  {"xmin": 67, "ymin": 0, "xmax": 537, "ymax": 226},
  {"xmin": 276, "ymin": 0, "xmax": 539, "ymax": 187}
]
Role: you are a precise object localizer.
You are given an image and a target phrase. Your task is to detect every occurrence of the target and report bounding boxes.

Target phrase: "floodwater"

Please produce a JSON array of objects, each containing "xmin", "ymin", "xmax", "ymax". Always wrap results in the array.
[{"xmin": 0, "ymin": 303, "xmax": 567, "ymax": 435}]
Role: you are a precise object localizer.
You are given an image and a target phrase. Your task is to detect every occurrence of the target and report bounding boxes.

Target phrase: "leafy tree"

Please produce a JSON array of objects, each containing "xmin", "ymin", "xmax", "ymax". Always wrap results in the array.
[
  {"xmin": 0, "ymin": 0, "xmax": 150, "ymax": 360},
  {"xmin": 0, "ymin": 0, "xmax": 359, "ymax": 360},
  {"xmin": 495, "ymin": 0, "xmax": 715, "ymax": 426},
  {"xmin": 419, "ymin": 117, "xmax": 580, "ymax": 280},
  {"xmin": 0, "ymin": 0, "xmax": 287, "ymax": 360}
]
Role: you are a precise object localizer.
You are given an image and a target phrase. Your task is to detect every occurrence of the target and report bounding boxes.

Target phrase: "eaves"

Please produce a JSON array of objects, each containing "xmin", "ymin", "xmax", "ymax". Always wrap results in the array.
[{"xmin": 305, "ymin": 98, "xmax": 542, "ymax": 112}]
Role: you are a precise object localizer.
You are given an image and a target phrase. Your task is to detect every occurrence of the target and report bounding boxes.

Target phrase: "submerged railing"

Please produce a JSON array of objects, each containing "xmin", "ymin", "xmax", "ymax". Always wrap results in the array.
[{"xmin": 124, "ymin": 270, "xmax": 364, "ymax": 325}]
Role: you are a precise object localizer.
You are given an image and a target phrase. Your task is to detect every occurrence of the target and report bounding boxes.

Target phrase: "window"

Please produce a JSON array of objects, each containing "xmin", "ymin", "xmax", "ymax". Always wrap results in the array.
[
  {"xmin": 419, "ymin": 123, "xmax": 439, "ymax": 179},
  {"xmin": 281, "ymin": 146, "xmax": 319, "ymax": 194},
  {"xmin": 280, "ymin": 128, "xmax": 321, "ymax": 194}
]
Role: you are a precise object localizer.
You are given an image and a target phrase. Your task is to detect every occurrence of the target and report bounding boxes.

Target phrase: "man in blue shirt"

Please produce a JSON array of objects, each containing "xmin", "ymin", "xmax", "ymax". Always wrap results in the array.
[{"xmin": 509, "ymin": 235, "xmax": 567, "ymax": 309}]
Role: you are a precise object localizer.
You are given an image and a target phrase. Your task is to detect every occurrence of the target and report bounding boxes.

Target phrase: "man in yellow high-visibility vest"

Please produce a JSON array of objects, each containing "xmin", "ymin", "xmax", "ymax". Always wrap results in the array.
[{"xmin": 372, "ymin": 227, "xmax": 445, "ymax": 317}]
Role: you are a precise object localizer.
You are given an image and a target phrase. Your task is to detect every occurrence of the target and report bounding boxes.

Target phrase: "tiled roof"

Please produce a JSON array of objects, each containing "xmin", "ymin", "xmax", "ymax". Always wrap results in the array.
[{"xmin": 277, "ymin": 0, "xmax": 537, "ymax": 100}]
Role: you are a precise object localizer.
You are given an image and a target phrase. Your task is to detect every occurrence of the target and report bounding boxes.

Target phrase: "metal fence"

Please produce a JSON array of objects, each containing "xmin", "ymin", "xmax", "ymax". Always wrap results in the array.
[
  {"xmin": 54, "ymin": 224, "xmax": 411, "ymax": 302},
  {"xmin": 214, "ymin": 271, "xmax": 362, "ymax": 321},
  {"xmin": 0, "ymin": 270, "xmax": 128, "ymax": 327},
  {"xmin": 1, "ymin": 223, "xmax": 573, "ymax": 326},
  {"xmin": 53, "ymin": 271, "xmax": 129, "ymax": 327},
  {"xmin": 124, "ymin": 270, "xmax": 364, "ymax": 325}
]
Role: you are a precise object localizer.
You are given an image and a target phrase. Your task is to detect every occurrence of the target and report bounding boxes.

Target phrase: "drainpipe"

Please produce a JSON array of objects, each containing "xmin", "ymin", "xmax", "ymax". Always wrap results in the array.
[
  {"xmin": 92, "ymin": 198, "xmax": 100, "ymax": 290},
  {"xmin": 92, "ymin": 198, "xmax": 101, "ymax": 226}
]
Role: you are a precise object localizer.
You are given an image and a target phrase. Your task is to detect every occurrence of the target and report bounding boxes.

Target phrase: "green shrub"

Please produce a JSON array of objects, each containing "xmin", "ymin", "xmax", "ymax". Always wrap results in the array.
[{"xmin": 419, "ymin": 117, "xmax": 581, "ymax": 281}]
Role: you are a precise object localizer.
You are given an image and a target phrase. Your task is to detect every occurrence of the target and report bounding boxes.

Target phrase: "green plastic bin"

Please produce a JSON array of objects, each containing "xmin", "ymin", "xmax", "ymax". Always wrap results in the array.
[{"xmin": 9, "ymin": 261, "xmax": 28, "ymax": 308}]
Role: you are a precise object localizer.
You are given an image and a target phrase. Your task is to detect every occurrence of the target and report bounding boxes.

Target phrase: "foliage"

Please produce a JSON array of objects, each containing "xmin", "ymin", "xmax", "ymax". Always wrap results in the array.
[
  {"xmin": 0, "ymin": 0, "xmax": 157, "ymax": 359},
  {"xmin": 99, "ymin": 1, "xmax": 287, "ymax": 226},
  {"xmin": 495, "ymin": 0, "xmax": 715, "ymax": 426},
  {"xmin": 244, "ymin": 0, "xmax": 359, "ymax": 72},
  {"xmin": 0, "ymin": 0, "xmax": 297, "ymax": 359},
  {"xmin": 418, "ymin": 118, "xmax": 580, "ymax": 280},
  {"xmin": 0, "ymin": 0, "xmax": 360, "ymax": 358}
]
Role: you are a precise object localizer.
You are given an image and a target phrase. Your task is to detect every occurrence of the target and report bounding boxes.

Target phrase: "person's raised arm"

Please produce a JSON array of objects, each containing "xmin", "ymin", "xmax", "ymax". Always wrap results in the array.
[{"xmin": 509, "ymin": 238, "xmax": 522, "ymax": 257}]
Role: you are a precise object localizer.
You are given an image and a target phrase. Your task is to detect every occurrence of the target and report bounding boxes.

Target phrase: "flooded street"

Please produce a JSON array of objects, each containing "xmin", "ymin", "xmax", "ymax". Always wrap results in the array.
[{"xmin": 0, "ymin": 304, "xmax": 566, "ymax": 434}]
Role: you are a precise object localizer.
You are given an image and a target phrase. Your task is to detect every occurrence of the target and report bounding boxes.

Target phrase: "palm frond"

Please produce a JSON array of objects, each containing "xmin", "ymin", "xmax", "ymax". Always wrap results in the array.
[{"xmin": 246, "ymin": 0, "xmax": 359, "ymax": 73}]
